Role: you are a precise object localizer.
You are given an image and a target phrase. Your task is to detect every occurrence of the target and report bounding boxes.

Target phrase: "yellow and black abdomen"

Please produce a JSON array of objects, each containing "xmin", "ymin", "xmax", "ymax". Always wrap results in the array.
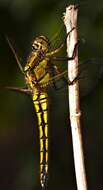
[{"xmin": 33, "ymin": 92, "xmax": 48, "ymax": 188}]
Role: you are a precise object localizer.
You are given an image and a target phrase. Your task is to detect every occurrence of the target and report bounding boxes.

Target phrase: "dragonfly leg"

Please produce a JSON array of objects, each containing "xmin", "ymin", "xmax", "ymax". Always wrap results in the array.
[
  {"xmin": 5, "ymin": 36, "xmax": 24, "ymax": 74},
  {"xmin": 68, "ymin": 73, "xmax": 81, "ymax": 85},
  {"xmin": 67, "ymin": 41, "xmax": 78, "ymax": 60},
  {"xmin": 46, "ymin": 27, "xmax": 76, "ymax": 57},
  {"xmin": 0, "ymin": 86, "xmax": 31, "ymax": 95},
  {"xmin": 51, "ymin": 41, "xmax": 78, "ymax": 62}
]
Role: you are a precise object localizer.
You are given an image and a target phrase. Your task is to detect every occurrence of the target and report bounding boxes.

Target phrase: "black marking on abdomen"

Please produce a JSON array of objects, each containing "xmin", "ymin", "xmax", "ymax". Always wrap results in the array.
[{"xmin": 33, "ymin": 92, "xmax": 48, "ymax": 189}]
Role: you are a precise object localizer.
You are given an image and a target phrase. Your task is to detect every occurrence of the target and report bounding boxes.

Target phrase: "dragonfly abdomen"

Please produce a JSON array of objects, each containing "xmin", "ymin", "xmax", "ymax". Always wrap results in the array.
[{"xmin": 33, "ymin": 92, "xmax": 48, "ymax": 189}]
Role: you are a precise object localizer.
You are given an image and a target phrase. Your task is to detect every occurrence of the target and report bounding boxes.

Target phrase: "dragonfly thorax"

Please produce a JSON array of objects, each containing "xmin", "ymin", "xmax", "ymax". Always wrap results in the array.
[{"xmin": 25, "ymin": 57, "xmax": 50, "ymax": 91}]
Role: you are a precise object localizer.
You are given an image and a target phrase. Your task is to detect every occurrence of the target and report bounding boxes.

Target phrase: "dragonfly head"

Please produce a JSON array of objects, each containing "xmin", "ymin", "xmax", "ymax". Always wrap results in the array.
[
  {"xmin": 32, "ymin": 35, "xmax": 50, "ymax": 53},
  {"xmin": 24, "ymin": 36, "xmax": 50, "ymax": 72}
]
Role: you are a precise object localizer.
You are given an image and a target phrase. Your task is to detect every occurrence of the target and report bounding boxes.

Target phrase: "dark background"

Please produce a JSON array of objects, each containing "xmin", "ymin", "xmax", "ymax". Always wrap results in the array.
[{"xmin": 0, "ymin": 0, "xmax": 103, "ymax": 190}]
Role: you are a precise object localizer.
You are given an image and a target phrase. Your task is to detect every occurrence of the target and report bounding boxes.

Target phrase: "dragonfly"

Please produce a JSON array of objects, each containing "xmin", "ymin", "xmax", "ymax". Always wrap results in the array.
[
  {"xmin": 1, "ymin": 29, "xmax": 103, "ymax": 189},
  {"xmin": 2, "ymin": 28, "xmax": 77, "ymax": 190}
]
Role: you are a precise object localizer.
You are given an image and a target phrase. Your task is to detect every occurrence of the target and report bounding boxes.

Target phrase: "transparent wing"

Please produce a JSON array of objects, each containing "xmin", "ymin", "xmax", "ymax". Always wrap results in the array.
[
  {"xmin": 46, "ymin": 58, "xmax": 103, "ymax": 97},
  {"xmin": 79, "ymin": 58, "xmax": 103, "ymax": 97}
]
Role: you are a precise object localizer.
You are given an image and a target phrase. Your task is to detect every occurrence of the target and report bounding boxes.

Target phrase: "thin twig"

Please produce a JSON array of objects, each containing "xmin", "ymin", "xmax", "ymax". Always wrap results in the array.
[{"xmin": 64, "ymin": 5, "xmax": 88, "ymax": 190}]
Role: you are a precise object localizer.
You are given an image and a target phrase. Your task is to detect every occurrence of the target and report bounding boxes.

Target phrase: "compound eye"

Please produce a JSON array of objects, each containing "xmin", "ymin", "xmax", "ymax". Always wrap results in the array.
[{"xmin": 32, "ymin": 43, "xmax": 39, "ymax": 51}]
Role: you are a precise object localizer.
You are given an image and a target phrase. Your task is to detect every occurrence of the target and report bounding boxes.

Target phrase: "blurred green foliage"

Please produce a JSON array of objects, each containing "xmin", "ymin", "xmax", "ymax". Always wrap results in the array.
[{"xmin": 0, "ymin": 0, "xmax": 103, "ymax": 190}]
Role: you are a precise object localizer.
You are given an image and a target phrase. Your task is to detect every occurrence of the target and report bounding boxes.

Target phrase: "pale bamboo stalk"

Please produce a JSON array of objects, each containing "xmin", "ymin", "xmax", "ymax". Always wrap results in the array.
[{"xmin": 64, "ymin": 5, "xmax": 88, "ymax": 190}]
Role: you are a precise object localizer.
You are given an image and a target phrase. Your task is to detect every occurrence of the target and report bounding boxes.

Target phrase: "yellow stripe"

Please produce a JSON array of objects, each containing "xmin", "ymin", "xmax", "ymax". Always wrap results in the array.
[
  {"xmin": 40, "ymin": 139, "xmax": 43, "ymax": 151},
  {"xmin": 46, "ymin": 152, "xmax": 48, "ymax": 162},
  {"xmin": 41, "ymin": 101, "xmax": 47, "ymax": 110},
  {"xmin": 46, "ymin": 139, "xmax": 48, "ymax": 150},
  {"xmin": 40, "ymin": 151, "xmax": 43, "ymax": 163},
  {"xmin": 33, "ymin": 93, "xmax": 38, "ymax": 101},
  {"xmin": 45, "ymin": 125, "xmax": 48, "ymax": 137},
  {"xmin": 34, "ymin": 102, "xmax": 40, "ymax": 112},
  {"xmin": 45, "ymin": 165, "xmax": 48, "ymax": 173},
  {"xmin": 37, "ymin": 112, "xmax": 42, "ymax": 125},
  {"xmin": 43, "ymin": 112, "xmax": 47, "ymax": 124},
  {"xmin": 39, "ymin": 125, "xmax": 43, "ymax": 138},
  {"xmin": 40, "ymin": 165, "xmax": 43, "ymax": 173},
  {"xmin": 40, "ymin": 93, "xmax": 47, "ymax": 100}
]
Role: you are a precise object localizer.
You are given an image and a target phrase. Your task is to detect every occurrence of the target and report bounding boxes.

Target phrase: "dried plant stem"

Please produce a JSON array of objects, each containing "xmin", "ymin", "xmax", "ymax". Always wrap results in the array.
[{"xmin": 64, "ymin": 5, "xmax": 88, "ymax": 190}]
